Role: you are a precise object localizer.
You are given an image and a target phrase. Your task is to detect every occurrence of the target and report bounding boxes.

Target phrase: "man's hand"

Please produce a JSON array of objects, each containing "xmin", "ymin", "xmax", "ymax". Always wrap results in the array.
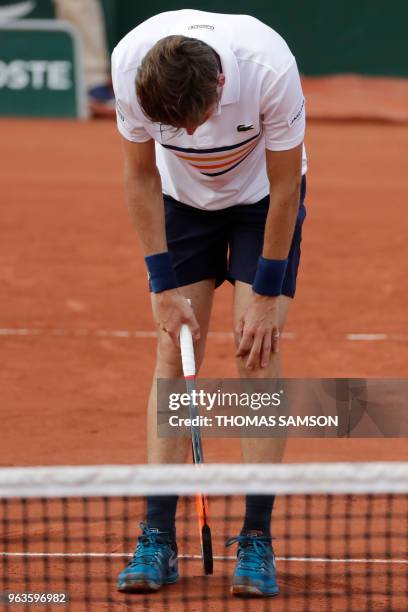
[
  {"xmin": 154, "ymin": 289, "xmax": 200, "ymax": 346},
  {"xmin": 235, "ymin": 294, "xmax": 280, "ymax": 369}
]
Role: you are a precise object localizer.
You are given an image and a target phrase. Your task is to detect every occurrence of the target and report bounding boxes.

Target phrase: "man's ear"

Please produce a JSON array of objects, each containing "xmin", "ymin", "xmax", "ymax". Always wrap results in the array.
[{"xmin": 218, "ymin": 73, "xmax": 226, "ymax": 86}]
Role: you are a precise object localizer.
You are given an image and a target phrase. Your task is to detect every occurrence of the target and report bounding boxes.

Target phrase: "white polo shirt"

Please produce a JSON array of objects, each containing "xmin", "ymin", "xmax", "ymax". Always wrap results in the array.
[{"xmin": 112, "ymin": 9, "xmax": 307, "ymax": 211}]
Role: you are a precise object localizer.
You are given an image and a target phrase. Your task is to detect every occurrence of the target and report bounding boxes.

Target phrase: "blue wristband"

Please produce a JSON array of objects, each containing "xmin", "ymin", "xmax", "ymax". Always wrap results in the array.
[
  {"xmin": 145, "ymin": 252, "xmax": 178, "ymax": 293},
  {"xmin": 252, "ymin": 256, "xmax": 288, "ymax": 297}
]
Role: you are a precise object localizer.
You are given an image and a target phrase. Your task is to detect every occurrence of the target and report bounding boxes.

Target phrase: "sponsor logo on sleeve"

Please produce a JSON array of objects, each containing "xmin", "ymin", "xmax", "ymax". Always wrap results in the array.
[{"xmin": 288, "ymin": 97, "xmax": 305, "ymax": 128}]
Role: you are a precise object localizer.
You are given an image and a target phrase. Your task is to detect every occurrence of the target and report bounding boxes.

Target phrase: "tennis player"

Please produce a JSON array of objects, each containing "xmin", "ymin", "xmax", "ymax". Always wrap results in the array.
[{"xmin": 112, "ymin": 9, "xmax": 307, "ymax": 597}]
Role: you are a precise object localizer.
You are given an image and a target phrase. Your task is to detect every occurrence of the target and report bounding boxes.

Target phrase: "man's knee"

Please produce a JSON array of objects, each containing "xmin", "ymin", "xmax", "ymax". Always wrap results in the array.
[
  {"xmin": 155, "ymin": 334, "xmax": 205, "ymax": 377},
  {"xmin": 155, "ymin": 334, "xmax": 182, "ymax": 377},
  {"xmin": 235, "ymin": 353, "xmax": 280, "ymax": 378}
]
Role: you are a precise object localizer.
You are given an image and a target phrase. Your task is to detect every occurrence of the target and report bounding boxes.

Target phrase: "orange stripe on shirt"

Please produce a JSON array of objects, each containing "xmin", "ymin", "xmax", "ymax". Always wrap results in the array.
[
  {"xmin": 175, "ymin": 141, "xmax": 256, "ymax": 163},
  {"xmin": 189, "ymin": 144, "xmax": 257, "ymax": 170}
]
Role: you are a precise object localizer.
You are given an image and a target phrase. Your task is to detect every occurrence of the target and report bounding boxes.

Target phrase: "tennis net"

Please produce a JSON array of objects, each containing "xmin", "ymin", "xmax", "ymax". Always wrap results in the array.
[{"xmin": 0, "ymin": 462, "xmax": 407, "ymax": 611}]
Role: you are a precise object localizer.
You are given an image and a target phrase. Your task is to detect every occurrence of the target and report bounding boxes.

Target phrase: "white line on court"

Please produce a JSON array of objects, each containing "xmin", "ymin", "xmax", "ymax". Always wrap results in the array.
[
  {"xmin": 346, "ymin": 333, "xmax": 388, "ymax": 341},
  {"xmin": 1, "ymin": 327, "xmax": 408, "ymax": 341},
  {"xmin": 0, "ymin": 328, "xmax": 294, "ymax": 340},
  {"xmin": 0, "ymin": 551, "xmax": 406, "ymax": 564}
]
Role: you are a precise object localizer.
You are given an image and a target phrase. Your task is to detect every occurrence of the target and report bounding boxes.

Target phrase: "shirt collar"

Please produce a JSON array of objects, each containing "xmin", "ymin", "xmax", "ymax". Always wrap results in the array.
[{"xmin": 166, "ymin": 22, "xmax": 240, "ymax": 107}]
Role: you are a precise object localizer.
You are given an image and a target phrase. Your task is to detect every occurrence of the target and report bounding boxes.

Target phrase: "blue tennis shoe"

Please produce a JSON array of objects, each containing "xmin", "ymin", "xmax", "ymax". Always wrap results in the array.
[
  {"xmin": 117, "ymin": 523, "xmax": 178, "ymax": 593},
  {"xmin": 227, "ymin": 532, "xmax": 279, "ymax": 597}
]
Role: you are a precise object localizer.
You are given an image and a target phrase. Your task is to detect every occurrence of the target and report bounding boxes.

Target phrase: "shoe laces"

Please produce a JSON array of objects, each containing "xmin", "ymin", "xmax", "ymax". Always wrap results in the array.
[
  {"xmin": 226, "ymin": 534, "xmax": 273, "ymax": 571},
  {"xmin": 128, "ymin": 523, "xmax": 173, "ymax": 568}
]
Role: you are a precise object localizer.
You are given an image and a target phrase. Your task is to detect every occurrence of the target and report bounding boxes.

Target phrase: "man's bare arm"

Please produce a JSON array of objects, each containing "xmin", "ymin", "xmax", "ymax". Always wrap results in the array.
[
  {"xmin": 121, "ymin": 136, "xmax": 199, "ymax": 343},
  {"xmin": 121, "ymin": 137, "xmax": 166, "ymax": 254},
  {"xmin": 262, "ymin": 144, "xmax": 303, "ymax": 259},
  {"xmin": 236, "ymin": 143, "xmax": 303, "ymax": 368}
]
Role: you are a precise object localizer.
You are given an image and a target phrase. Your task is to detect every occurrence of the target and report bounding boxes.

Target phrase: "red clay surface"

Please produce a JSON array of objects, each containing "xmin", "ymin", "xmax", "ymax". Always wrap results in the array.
[
  {"xmin": 2, "ymin": 493, "xmax": 407, "ymax": 611},
  {"xmin": 1, "ymin": 117, "xmax": 408, "ymax": 610},
  {"xmin": 1, "ymin": 118, "xmax": 408, "ymax": 465},
  {"xmin": 303, "ymin": 76, "xmax": 408, "ymax": 123}
]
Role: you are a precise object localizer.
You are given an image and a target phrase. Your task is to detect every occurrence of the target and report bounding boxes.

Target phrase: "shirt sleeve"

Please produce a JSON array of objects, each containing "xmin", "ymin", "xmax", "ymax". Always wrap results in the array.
[
  {"xmin": 260, "ymin": 58, "xmax": 306, "ymax": 151},
  {"xmin": 111, "ymin": 52, "xmax": 151, "ymax": 143}
]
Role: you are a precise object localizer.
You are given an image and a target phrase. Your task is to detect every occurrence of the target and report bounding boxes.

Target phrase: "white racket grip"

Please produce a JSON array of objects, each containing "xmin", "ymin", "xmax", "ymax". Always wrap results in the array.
[{"xmin": 180, "ymin": 324, "xmax": 196, "ymax": 377}]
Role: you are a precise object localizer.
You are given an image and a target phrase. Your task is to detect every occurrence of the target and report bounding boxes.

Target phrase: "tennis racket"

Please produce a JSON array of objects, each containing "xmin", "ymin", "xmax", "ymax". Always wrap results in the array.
[{"xmin": 180, "ymin": 313, "xmax": 213, "ymax": 575}]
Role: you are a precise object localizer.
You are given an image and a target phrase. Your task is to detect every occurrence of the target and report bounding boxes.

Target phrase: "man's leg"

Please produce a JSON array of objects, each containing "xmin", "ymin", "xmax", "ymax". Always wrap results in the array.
[
  {"xmin": 234, "ymin": 282, "xmax": 292, "ymax": 535},
  {"xmin": 145, "ymin": 279, "xmax": 215, "ymax": 535},
  {"xmin": 117, "ymin": 279, "xmax": 215, "ymax": 593},
  {"xmin": 53, "ymin": 0, "xmax": 109, "ymax": 88},
  {"xmin": 226, "ymin": 284, "xmax": 292, "ymax": 597},
  {"xmin": 148, "ymin": 278, "xmax": 215, "ymax": 460}
]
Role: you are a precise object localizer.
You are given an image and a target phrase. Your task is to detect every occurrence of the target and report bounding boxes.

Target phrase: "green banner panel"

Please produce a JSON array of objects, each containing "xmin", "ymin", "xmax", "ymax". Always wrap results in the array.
[
  {"xmin": 0, "ymin": 20, "xmax": 87, "ymax": 117},
  {"xmin": 109, "ymin": 1, "xmax": 407, "ymax": 77},
  {"xmin": 100, "ymin": 0, "xmax": 117, "ymax": 58}
]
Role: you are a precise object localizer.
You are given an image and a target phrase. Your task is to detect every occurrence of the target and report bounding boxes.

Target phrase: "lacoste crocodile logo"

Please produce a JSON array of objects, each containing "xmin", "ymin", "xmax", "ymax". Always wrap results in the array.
[{"xmin": 237, "ymin": 124, "xmax": 254, "ymax": 132}]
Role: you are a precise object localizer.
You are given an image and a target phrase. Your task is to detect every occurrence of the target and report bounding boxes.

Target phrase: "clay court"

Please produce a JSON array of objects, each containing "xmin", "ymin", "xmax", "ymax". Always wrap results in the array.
[
  {"xmin": 2, "ymin": 114, "xmax": 408, "ymax": 464},
  {"xmin": 1, "ymin": 88, "xmax": 408, "ymax": 610}
]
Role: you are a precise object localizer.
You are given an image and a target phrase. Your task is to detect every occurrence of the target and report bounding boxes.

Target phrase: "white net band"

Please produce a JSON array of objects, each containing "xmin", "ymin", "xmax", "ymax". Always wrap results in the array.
[{"xmin": 0, "ymin": 462, "xmax": 407, "ymax": 498}]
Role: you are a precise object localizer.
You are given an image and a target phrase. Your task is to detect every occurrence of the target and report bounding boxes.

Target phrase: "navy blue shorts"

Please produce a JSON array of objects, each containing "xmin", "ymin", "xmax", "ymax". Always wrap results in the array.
[{"xmin": 163, "ymin": 176, "xmax": 306, "ymax": 298}]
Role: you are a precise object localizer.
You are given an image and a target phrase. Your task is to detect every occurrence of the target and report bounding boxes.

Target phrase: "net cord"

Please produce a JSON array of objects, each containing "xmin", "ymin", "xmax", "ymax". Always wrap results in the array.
[{"xmin": 0, "ymin": 462, "xmax": 407, "ymax": 498}]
